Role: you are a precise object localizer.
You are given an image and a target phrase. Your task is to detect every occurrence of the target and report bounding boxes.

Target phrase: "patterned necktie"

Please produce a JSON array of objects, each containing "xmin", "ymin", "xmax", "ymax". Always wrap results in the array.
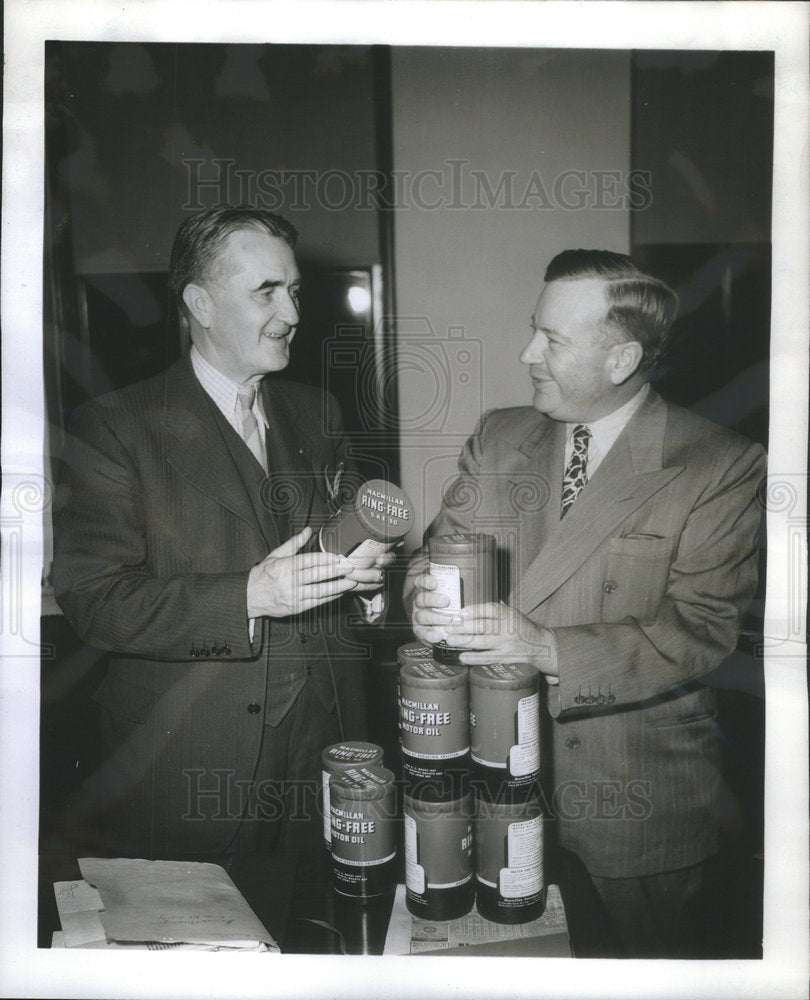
[
  {"xmin": 561, "ymin": 424, "xmax": 591, "ymax": 517},
  {"xmin": 236, "ymin": 385, "xmax": 267, "ymax": 474}
]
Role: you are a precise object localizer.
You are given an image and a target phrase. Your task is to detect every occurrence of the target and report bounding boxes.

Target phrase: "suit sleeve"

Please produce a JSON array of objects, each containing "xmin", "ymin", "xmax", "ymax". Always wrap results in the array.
[
  {"xmin": 546, "ymin": 439, "xmax": 766, "ymax": 717},
  {"xmin": 404, "ymin": 411, "xmax": 766, "ymax": 717},
  {"xmin": 52, "ymin": 401, "xmax": 256, "ymax": 662}
]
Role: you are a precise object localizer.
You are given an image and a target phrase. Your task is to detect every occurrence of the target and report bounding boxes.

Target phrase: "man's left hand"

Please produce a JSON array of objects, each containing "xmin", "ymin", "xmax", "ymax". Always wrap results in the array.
[
  {"xmin": 443, "ymin": 602, "xmax": 558, "ymax": 677},
  {"xmin": 343, "ymin": 548, "xmax": 396, "ymax": 592}
]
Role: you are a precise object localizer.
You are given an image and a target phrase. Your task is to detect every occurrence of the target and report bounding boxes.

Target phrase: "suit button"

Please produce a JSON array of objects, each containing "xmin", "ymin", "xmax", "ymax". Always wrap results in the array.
[
  {"xmin": 189, "ymin": 646, "xmax": 199, "ymax": 658},
  {"xmin": 222, "ymin": 645, "xmax": 231, "ymax": 656},
  {"xmin": 596, "ymin": 694, "xmax": 606, "ymax": 704},
  {"xmin": 574, "ymin": 695, "xmax": 584, "ymax": 705},
  {"xmin": 211, "ymin": 645, "xmax": 221, "ymax": 656},
  {"xmin": 247, "ymin": 703, "xmax": 261, "ymax": 715},
  {"xmin": 602, "ymin": 580, "xmax": 618, "ymax": 594},
  {"xmin": 565, "ymin": 736, "xmax": 581, "ymax": 750},
  {"xmin": 586, "ymin": 695, "xmax": 596, "ymax": 704},
  {"xmin": 305, "ymin": 664, "xmax": 313, "ymax": 677},
  {"xmin": 299, "ymin": 632, "xmax": 308, "ymax": 644},
  {"xmin": 607, "ymin": 693, "xmax": 616, "ymax": 704},
  {"xmin": 200, "ymin": 646, "xmax": 210, "ymax": 658}
]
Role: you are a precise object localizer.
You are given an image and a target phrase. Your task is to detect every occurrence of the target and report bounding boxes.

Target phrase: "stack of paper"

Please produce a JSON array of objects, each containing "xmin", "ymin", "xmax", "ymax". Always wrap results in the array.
[
  {"xmin": 53, "ymin": 858, "xmax": 279, "ymax": 952},
  {"xmin": 383, "ymin": 883, "xmax": 571, "ymax": 956}
]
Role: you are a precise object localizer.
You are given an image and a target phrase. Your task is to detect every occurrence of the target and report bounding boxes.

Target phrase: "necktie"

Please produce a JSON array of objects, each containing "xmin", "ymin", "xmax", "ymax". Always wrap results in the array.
[
  {"xmin": 561, "ymin": 424, "xmax": 590, "ymax": 517},
  {"xmin": 236, "ymin": 385, "xmax": 267, "ymax": 474}
]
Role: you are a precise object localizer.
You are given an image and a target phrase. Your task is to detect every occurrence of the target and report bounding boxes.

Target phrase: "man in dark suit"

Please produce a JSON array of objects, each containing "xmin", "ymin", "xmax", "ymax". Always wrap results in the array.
[
  {"xmin": 53, "ymin": 207, "xmax": 390, "ymax": 857},
  {"xmin": 406, "ymin": 250, "xmax": 766, "ymax": 956}
]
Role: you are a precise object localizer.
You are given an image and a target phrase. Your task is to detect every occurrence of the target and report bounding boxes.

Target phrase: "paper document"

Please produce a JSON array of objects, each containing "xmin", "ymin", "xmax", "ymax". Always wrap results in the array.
[
  {"xmin": 383, "ymin": 883, "xmax": 569, "ymax": 955},
  {"xmin": 51, "ymin": 858, "xmax": 279, "ymax": 951}
]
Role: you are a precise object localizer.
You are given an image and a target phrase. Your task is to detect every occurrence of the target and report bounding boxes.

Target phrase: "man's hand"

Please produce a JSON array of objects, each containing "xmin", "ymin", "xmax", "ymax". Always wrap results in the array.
[
  {"xmin": 444, "ymin": 602, "xmax": 558, "ymax": 676},
  {"xmin": 412, "ymin": 576, "xmax": 558, "ymax": 678},
  {"xmin": 247, "ymin": 526, "xmax": 382, "ymax": 617},
  {"xmin": 343, "ymin": 547, "xmax": 396, "ymax": 593},
  {"xmin": 410, "ymin": 570, "xmax": 458, "ymax": 644}
]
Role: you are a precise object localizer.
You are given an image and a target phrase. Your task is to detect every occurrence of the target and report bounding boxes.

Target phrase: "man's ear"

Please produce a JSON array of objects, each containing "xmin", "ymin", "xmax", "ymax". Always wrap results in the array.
[
  {"xmin": 608, "ymin": 340, "xmax": 643, "ymax": 385},
  {"xmin": 182, "ymin": 283, "xmax": 213, "ymax": 328}
]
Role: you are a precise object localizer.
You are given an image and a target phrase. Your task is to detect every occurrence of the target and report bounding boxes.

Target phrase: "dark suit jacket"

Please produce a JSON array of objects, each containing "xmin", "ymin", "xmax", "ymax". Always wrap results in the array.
[
  {"xmin": 53, "ymin": 355, "xmax": 369, "ymax": 854},
  {"xmin": 405, "ymin": 389, "xmax": 766, "ymax": 878}
]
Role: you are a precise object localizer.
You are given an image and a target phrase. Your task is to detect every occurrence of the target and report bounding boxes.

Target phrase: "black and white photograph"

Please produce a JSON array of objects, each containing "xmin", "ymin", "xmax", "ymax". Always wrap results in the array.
[{"xmin": 1, "ymin": 2, "xmax": 807, "ymax": 998}]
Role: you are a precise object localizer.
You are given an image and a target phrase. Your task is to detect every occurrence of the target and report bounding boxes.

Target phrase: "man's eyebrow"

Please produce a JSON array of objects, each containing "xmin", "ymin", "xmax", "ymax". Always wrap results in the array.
[
  {"xmin": 253, "ymin": 277, "xmax": 300, "ymax": 292},
  {"xmin": 531, "ymin": 320, "xmax": 565, "ymax": 339}
]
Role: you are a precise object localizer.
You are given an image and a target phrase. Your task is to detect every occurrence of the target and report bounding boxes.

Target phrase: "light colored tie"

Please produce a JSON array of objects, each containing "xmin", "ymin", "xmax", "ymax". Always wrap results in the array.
[
  {"xmin": 561, "ymin": 424, "xmax": 590, "ymax": 517},
  {"xmin": 236, "ymin": 385, "xmax": 267, "ymax": 474}
]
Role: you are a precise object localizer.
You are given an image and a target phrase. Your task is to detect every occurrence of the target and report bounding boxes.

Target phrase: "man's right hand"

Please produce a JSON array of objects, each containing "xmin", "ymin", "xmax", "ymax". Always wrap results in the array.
[{"xmin": 247, "ymin": 526, "xmax": 361, "ymax": 618}]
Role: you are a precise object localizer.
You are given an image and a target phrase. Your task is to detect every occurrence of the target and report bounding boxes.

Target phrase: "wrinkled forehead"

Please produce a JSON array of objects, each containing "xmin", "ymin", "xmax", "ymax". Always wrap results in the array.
[
  {"xmin": 208, "ymin": 226, "xmax": 298, "ymax": 284},
  {"xmin": 533, "ymin": 277, "xmax": 610, "ymax": 328}
]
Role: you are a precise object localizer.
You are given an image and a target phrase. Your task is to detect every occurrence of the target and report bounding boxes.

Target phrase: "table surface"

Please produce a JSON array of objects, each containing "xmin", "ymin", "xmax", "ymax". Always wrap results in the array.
[{"xmin": 39, "ymin": 845, "xmax": 616, "ymax": 956}]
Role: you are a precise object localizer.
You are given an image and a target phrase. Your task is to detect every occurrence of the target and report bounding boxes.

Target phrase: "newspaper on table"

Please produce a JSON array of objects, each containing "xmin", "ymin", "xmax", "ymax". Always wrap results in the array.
[
  {"xmin": 383, "ymin": 883, "xmax": 570, "ymax": 955},
  {"xmin": 53, "ymin": 858, "xmax": 278, "ymax": 951}
]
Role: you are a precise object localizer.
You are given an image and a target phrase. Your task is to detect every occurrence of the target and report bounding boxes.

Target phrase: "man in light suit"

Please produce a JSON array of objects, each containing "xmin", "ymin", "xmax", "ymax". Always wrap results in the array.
[
  {"xmin": 53, "ymin": 208, "xmax": 390, "ymax": 857},
  {"xmin": 406, "ymin": 250, "xmax": 766, "ymax": 956}
]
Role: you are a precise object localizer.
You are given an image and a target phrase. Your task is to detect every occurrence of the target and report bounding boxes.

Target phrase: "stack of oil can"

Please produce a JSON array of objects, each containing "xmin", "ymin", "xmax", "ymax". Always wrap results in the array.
[{"xmin": 322, "ymin": 532, "xmax": 546, "ymax": 925}]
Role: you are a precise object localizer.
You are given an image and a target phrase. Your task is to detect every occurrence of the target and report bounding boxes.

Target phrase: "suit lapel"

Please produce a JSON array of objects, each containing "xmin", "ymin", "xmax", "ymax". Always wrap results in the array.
[
  {"xmin": 162, "ymin": 358, "xmax": 269, "ymax": 547},
  {"xmin": 505, "ymin": 417, "xmax": 566, "ymax": 583},
  {"xmin": 516, "ymin": 391, "xmax": 684, "ymax": 615},
  {"xmin": 261, "ymin": 380, "xmax": 317, "ymax": 537}
]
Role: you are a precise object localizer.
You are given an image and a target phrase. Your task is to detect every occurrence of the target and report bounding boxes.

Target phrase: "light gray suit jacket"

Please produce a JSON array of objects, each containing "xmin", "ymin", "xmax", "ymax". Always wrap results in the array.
[{"xmin": 405, "ymin": 389, "xmax": 766, "ymax": 877}]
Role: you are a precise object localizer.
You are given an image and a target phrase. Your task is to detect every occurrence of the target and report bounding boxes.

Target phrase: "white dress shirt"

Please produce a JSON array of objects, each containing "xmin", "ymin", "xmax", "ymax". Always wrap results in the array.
[
  {"xmin": 190, "ymin": 345, "xmax": 269, "ymax": 450},
  {"xmin": 563, "ymin": 383, "xmax": 649, "ymax": 477}
]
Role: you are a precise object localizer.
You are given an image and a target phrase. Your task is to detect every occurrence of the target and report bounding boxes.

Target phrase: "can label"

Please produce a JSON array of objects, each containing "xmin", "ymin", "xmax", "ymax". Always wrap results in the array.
[
  {"xmin": 470, "ymin": 666, "xmax": 540, "ymax": 782},
  {"xmin": 510, "ymin": 692, "xmax": 539, "ymax": 775},
  {"xmin": 476, "ymin": 810, "xmax": 544, "ymax": 901},
  {"xmin": 346, "ymin": 537, "xmax": 391, "ymax": 561},
  {"xmin": 405, "ymin": 809, "xmax": 473, "ymax": 895},
  {"xmin": 429, "ymin": 561, "xmax": 463, "ymax": 610},
  {"xmin": 322, "ymin": 745, "xmax": 383, "ymax": 846},
  {"xmin": 400, "ymin": 686, "xmax": 469, "ymax": 759},
  {"xmin": 322, "ymin": 768, "xmax": 332, "ymax": 845},
  {"xmin": 330, "ymin": 796, "xmax": 396, "ymax": 866},
  {"xmin": 471, "ymin": 691, "xmax": 539, "ymax": 775}
]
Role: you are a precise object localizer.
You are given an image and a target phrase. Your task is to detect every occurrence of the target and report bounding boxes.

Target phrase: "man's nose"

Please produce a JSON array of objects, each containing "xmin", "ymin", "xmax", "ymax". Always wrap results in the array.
[
  {"xmin": 279, "ymin": 291, "xmax": 300, "ymax": 326},
  {"xmin": 520, "ymin": 331, "xmax": 545, "ymax": 365}
]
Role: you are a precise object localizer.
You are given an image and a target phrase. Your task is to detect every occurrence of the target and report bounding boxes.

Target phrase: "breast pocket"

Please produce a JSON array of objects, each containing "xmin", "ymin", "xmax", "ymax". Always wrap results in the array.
[{"xmin": 600, "ymin": 534, "xmax": 675, "ymax": 622}]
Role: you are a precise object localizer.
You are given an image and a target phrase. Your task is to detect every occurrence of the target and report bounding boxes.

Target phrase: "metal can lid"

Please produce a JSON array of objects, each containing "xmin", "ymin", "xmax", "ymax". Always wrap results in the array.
[
  {"xmin": 404, "ymin": 792, "xmax": 473, "ymax": 817},
  {"xmin": 397, "ymin": 641, "xmax": 435, "ymax": 666},
  {"xmin": 469, "ymin": 662, "xmax": 540, "ymax": 690},
  {"xmin": 428, "ymin": 532, "xmax": 495, "ymax": 555},
  {"xmin": 399, "ymin": 659, "xmax": 468, "ymax": 689},
  {"xmin": 330, "ymin": 764, "xmax": 396, "ymax": 800},
  {"xmin": 352, "ymin": 479, "xmax": 414, "ymax": 541},
  {"xmin": 321, "ymin": 741, "xmax": 384, "ymax": 771}
]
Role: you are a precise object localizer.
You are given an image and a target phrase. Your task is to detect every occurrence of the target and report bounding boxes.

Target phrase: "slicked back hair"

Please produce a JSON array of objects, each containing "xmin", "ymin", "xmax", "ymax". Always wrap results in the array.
[
  {"xmin": 544, "ymin": 249, "xmax": 679, "ymax": 373},
  {"xmin": 170, "ymin": 206, "xmax": 299, "ymax": 318}
]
